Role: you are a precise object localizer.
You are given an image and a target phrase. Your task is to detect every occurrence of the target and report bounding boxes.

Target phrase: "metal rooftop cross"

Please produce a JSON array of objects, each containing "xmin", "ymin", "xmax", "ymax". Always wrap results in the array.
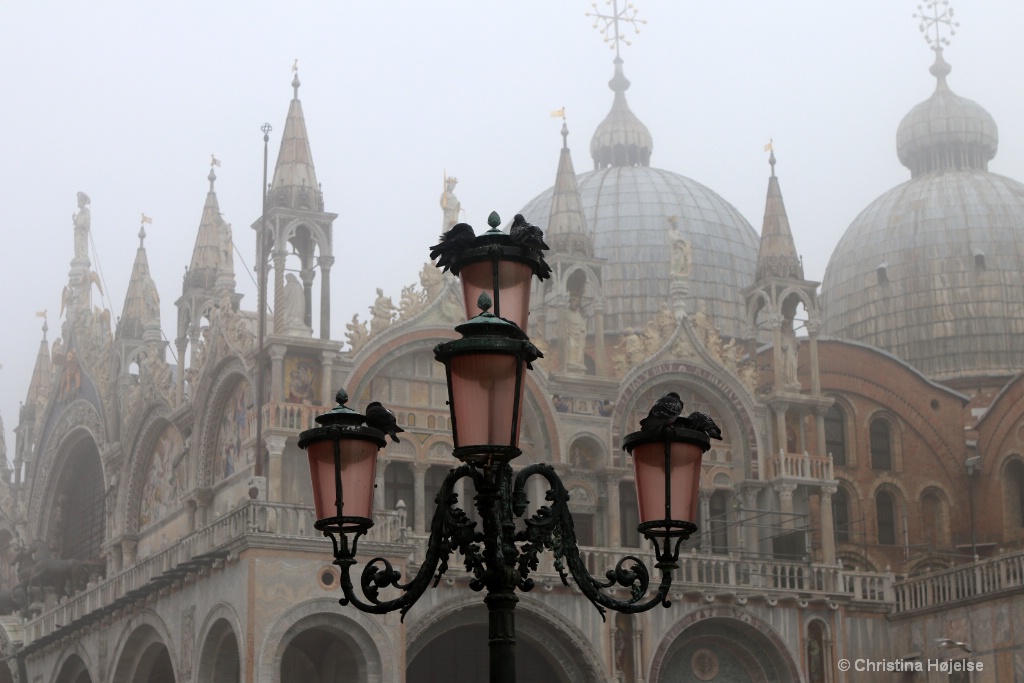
[
  {"xmin": 586, "ymin": 0, "xmax": 645, "ymax": 58},
  {"xmin": 914, "ymin": 1, "xmax": 958, "ymax": 51}
]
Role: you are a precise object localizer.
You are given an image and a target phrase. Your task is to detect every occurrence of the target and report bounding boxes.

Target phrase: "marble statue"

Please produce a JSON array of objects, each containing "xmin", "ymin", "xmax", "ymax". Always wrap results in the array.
[
  {"xmin": 565, "ymin": 294, "xmax": 587, "ymax": 370},
  {"xmin": 282, "ymin": 273, "xmax": 306, "ymax": 328},
  {"xmin": 73, "ymin": 192, "xmax": 91, "ymax": 261},
  {"xmin": 440, "ymin": 176, "xmax": 461, "ymax": 232},
  {"xmin": 369, "ymin": 288, "xmax": 397, "ymax": 335},
  {"xmin": 667, "ymin": 216, "xmax": 691, "ymax": 278}
]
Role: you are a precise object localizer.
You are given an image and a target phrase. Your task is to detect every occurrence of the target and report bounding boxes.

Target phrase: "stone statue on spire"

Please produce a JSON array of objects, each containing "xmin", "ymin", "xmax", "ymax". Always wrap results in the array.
[
  {"xmin": 440, "ymin": 176, "xmax": 461, "ymax": 232},
  {"xmin": 73, "ymin": 191, "xmax": 91, "ymax": 261}
]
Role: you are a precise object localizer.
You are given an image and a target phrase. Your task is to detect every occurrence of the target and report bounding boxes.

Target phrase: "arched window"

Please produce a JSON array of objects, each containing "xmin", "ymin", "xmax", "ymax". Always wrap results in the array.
[
  {"xmin": 1005, "ymin": 459, "xmax": 1024, "ymax": 528},
  {"xmin": 832, "ymin": 488, "xmax": 851, "ymax": 545},
  {"xmin": 709, "ymin": 491, "xmax": 729, "ymax": 554},
  {"xmin": 619, "ymin": 481, "xmax": 640, "ymax": 548},
  {"xmin": 824, "ymin": 405, "xmax": 847, "ymax": 466},
  {"xmin": 869, "ymin": 419, "xmax": 892, "ymax": 470},
  {"xmin": 920, "ymin": 489, "xmax": 944, "ymax": 548},
  {"xmin": 876, "ymin": 490, "xmax": 896, "ymax": 545},
  {"xmin": 385, "ymin": 462, "xmax": 415, "ymax": 525}
]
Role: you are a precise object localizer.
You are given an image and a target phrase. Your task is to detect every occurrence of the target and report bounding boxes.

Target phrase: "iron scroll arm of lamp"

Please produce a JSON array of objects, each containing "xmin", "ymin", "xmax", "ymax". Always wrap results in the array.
[{"xmin": 298, "ymin": 212, "xmax": 718, "ymax": 683}]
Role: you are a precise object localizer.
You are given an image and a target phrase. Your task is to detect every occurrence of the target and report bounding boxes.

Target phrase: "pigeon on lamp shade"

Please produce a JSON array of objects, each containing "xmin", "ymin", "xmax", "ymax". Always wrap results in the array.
[
  {"xmin": 639, "ymin": 392, "xmax": 683, "ymax": 432},
  {"xmin": 510, "ymin": 214, "xmax": 550, "ymax": 251},
  {"xmin": 429, "ymin": 222, "xmax": 476, "ymax": 272},
  {"xmin": 365, "ymin": 402, "xmax": 404, "ymax": 443},
  {"xmin": 685, "ymin": 411, "xmax": 723, "ymax": 440}
]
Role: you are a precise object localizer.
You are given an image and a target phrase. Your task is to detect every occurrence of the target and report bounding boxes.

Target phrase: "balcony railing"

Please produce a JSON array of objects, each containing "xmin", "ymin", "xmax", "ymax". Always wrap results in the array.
[
  {"xmin": 766, "ymin": 450, "xmax": 834, "ymax": 482},
  {"xmin": 894, "ymin": 550, "xmax": 1024, "ymax": 614},
  {"xmin": 21, "ymin": 502, "xmax": 408, "ymax": 647}
]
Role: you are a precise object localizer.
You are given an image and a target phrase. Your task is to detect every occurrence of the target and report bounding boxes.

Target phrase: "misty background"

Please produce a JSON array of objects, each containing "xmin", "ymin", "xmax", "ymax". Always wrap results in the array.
[{"xmin": 2, "ymin": 2, "xmax": 1023, "ymax": 453}]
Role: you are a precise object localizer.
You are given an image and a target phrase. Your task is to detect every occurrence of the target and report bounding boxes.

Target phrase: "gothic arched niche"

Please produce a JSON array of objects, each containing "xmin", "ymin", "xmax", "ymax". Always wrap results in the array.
[
  {"xmin": 54, "ymin": 654, "xmax": 92, "ymax": 683},
  {"xmin": 48, "ymin": 433, "xmax": 104, "ymax": 563},
  {"xmin": 111, "ymin": 624, "xmax": 177, "ymax": 683},
  {"xmin": 138, "ymin": 423, "xmax": 187, "ymax": 531},
  {"xmin": 652, "ymin": 611, "xmax": 800, "ymax": 683},
  {"xmin": 279, "ymin": 624, "xmax": 366, "ymax": 682},
  {"xmin": 213, "ymin": 380, "xmax": 253, "ymax": 483}
]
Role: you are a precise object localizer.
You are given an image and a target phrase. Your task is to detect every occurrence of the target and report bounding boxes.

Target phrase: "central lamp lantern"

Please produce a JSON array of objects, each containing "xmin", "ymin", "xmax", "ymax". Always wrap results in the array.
[{"xmin": 298, "ymin": 210, "xmax": 720, "ymax": 683}]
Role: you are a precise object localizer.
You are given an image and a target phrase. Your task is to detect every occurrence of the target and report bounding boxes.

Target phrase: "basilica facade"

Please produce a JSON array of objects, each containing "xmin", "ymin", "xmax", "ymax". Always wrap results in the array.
[{"xmin": 2, "ymin": 30, "xmax": 1024, "ymax": 683}]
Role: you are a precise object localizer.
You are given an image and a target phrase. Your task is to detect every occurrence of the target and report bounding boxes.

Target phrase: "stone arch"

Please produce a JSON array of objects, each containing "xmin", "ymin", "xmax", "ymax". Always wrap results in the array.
[
  {"xmin": 258, "ymin": 598, "xmax": 394, "ymax": 683},
  {"xmin": 865, "ymin": 409, "xmax": 903, "ymax": 472},
  {"xmin": 122, "ymin": 407, "xmax": 180, "ymax": 536},
  {"xmin": 1000, "ymin": 454, "xmax": 1024, "ymax": 533},
  {"xmin": 649, "ymin": 604, "xmax": 801, "ymax": 683},
  {"xmin": 278, "ymin": 218, "xmax": 330, "ymax": 254},
  {"xmin": 745, "ymin": 290, "xmax": 772, "ymax": 329},
  {"xmin": 804, "ymin": 616, "xmax": 833, "ymax": 683},
  {"xmin": 196, "ymin": 605, "xmax": 244, "ymax": 683},
  {"xmin": 566, "ymin": 432, "xmax": 605, "ymax": 468},
  {"xmin": 52, "ymin": 651, "xmax": 93, "ymax": 683},
  {"xmin": 612, "ymin": 362, "xmax": 759, "ymax": 479},
  {"xmin": 36, "ymin": 427, "xmax": 106, "ymax": 562},
  {"xmin": 194, "ymin": 359, "xmax": 252, "ymax": 488},
  {"xmin": 406, "ymin": 594, "xmax": 604, "ymax": 683},
  {"xmin": 823, "ymin": 394, "xmax": 855, "ymax": 468},
  {"xmin": 110, "ymin": 612, "xmax": 178, "ymax": 683},
  {"xmin": 917, "ymin": 484, "xmax": 952, "ymax": 549}
]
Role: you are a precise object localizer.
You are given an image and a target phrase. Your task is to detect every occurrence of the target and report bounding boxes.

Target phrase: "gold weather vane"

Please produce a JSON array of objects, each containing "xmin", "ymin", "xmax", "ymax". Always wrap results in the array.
[
  {"xmin": 141, "ymin": 213, "xmax": 152, "ymax": 225},
  {"xmin": 550, "ymin": 107, "xmax": 566, "ymax": 120},
  {"xmin": 586, "ymin": 0, "xmax": 645, "ymax": 58},
  {"xmin": 211, "ymin": 154, "xmax": 221, "ymax": 168},
  {"xmin": 914, "ymin": 1, "xmax": 958, "ymax": 51},
  {"xmin": 292, "ymin": 59, "xmax": 299, "ymax": 72}
]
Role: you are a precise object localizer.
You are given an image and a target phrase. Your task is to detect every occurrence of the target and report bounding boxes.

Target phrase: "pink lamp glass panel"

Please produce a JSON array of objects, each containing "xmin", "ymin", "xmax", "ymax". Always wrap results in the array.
[
  {"xmin": 307, "ymin": 438, "xmax": 379, "ymax": 520},
  {"xmin": 632, "ymin": 441, "xmax": 703, "ymax": 524},
  {"xmin": 449, "ymin": 353, "xmax": 523, "ymax": 448},
  {"xmin": 460, "ymin": 260, "xmax": 533, "ymax": 332}
]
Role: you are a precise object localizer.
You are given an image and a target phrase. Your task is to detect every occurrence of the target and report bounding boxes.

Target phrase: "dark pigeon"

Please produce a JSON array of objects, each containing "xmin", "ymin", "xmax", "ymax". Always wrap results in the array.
[
  {"xmin": 429, "ymin": 222, "xmax": 476, "ymax": 272},
  {"xmin": 365, "ymin": 402, "xmax": 404, "ymax": 443},
  {"xmin": 639, "ymin": 392, "xmax": 683, "ymax": 432},
  {"xmin": 685, "ymin": 411, "xmax": 723, "ymax": 440},
  {"xmin": 510, "ymin": 214, "xmax": 550, "ymax": 251}
]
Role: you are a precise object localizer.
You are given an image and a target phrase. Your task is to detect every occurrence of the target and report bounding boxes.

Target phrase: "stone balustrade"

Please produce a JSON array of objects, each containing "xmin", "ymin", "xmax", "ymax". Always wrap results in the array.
[
  {"xmin": 893, "ymin": 550, "xmax": 1024, "ymax": 614},
  {"xmin": 766, "ymin": 450, "xmax": 834, "ymax": 481}
]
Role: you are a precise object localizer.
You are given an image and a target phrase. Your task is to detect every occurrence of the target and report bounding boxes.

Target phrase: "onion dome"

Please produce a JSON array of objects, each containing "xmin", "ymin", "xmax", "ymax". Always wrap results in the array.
[
  {"xmin": 590, "ymin": 58, "xmax": 653, "ymax": 169},
  {"xmin": 822, "ymin": 50, "xmax": 1024, "ymax": 382},
  {"xmin": 896, "ymin": 49, "xmax": 997, "ymax": 177},
  {"xmin": 520, "ymin": 59, "xmax": 758, "ymax": 337}
]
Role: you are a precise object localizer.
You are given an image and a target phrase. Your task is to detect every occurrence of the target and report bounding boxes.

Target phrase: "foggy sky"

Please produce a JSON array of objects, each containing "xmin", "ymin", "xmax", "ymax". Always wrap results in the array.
[{"xmin": 3, "ymin": 1, "xmax": 1024, "ymax": 453}]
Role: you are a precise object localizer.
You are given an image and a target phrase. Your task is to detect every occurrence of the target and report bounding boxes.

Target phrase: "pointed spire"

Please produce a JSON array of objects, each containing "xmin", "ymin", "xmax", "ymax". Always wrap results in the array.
[
  {"xmin": 269, "ymin": 72, "xmax": 323, "ymax": 211},
  {"xmin": 25, "ymin": 322, "xmax": 52, "ymax": 409},
  {"xmin": 590, "ymin": 57, "xmax": 652, "ymax": 169},
  {"xmin": 184, "ymin": 165, "xmax": 234, "ymax": 292},
  {"xmin": 755, "ymin": 152, "xmax": 803, "ymax": 281},
  {"xmin": 117, "ymin": 221, "xmax": 161, "ymax": 340},
  {"xmin": 548, "ymin": 122, "xmax": 593, "ymax": 257}
]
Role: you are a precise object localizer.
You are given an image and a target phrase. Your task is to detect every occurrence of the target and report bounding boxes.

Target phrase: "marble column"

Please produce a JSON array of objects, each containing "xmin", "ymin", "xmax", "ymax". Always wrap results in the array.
[
  {"xmin": 775, "ymin": 482, "xmax": 797, "ymax": 530},
  {"xmin": 412, "ymin": 462, "xmax": 428, "ymax": 534},
  {"xmin": 269, "ymin": 343, "xmax": 287, "ymax": 404},
  {"xmin": 603, "ymin": 473, "xmax": 621, "ymax": 547},
  {"xmin": 272, "ymin": 249, "xmax": 286, "ymax": 334},
  {"xmin": 265, "ymin": 435, "xmax": 287, "ymax": 502},
  {"xmin": 820, "ymin": 485, "xmax": 837, "ymax": 565},
  {"xmin": 319, "ymin": 255, "xmax": 334, "ymax": 340}
]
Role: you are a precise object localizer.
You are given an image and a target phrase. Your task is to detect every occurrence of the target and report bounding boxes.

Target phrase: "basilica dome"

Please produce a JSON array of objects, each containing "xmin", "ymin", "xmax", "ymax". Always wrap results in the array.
[
  {"xmin": 518, "ymin": 59, "xmax": 760, "ymax": 338},
  {"xmin": 821, "ymin": 50, "xmax": 1024, "ymax": 381}
]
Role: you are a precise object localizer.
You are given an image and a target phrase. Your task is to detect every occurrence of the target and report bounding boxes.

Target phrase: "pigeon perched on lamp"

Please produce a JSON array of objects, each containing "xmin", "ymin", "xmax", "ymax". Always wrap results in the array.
[
  {"xmin": 639, "ymin": 392, "xmax": 683, "ymax": 432},
  {"xmin": 365, "ymin": 402, "xmax": 404, "ymax": 443},
  {"xmin": 429, "ymin": 222, "xmax": 476, "ymax": 273}
]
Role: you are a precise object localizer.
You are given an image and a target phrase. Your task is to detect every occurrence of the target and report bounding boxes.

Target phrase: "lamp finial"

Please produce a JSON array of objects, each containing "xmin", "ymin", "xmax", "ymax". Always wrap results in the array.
[{"xmin": 335, "ymin": 388, "xmax": 349, "ymax": 406}]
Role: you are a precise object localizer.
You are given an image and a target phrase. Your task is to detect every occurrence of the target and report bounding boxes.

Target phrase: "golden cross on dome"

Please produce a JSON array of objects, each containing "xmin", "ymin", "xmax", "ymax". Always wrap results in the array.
[
  {"xmin": 586, "ymin": 0, "xmax": 645, "ymax": 58},
  {"xmin": 914, "ymin": 1, "xmax": 958, "ymax": 51}
]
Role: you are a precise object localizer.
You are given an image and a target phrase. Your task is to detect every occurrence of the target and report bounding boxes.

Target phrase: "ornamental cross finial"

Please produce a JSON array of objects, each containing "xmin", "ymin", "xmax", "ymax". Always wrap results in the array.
[
  {"xmin": 586, "ymin": 0, "xmax": 646, "ymax": 59},
  {"xmin": 914, "ymin": 1, "xmax": 958, "ymax": 51}
]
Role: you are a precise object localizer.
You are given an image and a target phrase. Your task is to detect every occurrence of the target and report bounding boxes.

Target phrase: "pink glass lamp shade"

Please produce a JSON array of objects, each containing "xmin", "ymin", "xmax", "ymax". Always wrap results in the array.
[
  {"xmin": 434, "ymin": 292, "xmax": 543, "ymax": 465},
  {"xmin": 459, "ymin": 259, "xmax": 534, "ymax": 333},
  {"xmin": 630, "ymin": 439, "xmax": 704, "ymax": 526},
  {"xmin": 298, "ymin": 389, "xmax": 387, "ymax": 533}
]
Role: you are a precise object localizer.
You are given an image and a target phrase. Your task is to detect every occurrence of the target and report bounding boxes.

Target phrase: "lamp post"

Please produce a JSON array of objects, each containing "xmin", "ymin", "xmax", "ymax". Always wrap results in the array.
[{"xmin": 298, "ymin": 212, "xmax": 717, "ymax": 682}]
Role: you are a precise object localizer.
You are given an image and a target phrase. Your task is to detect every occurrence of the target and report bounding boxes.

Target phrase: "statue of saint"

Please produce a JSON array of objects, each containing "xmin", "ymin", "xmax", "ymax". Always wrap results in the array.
[
  {"xmin": 73, "ymin": 192, "xmax": 91, "ymax": 261},
  {"xmin": 282, "ymin": 273, "xmax": 306, "ymax": 328},
  {"xmin": 440, "ymin": 176, "xmax": 461, "ymax": 231},
  {"xmin": 667, "ymin": 217, "xmax": 692, "ymax": 278},
  {"xmin": 565, "ymin": 294, "xmax": 587, "ymax": 370},
  {"xmin": 420, "ymin": 261, "xmax": 444, "ymax": 301},
  {"xmin": 369, "ymin": 288, "xmax": 397, "ymax": 335},
  {"xmin": 345, "ymin": 313, "xmax": 369, "ymax": 352}
]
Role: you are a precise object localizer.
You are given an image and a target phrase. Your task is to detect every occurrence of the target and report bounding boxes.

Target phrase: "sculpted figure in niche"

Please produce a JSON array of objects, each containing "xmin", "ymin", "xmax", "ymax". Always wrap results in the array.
[
  {"xmin": 565, "ymin": 294, "xmax": 587, "ymax": 370},
  {"xmin": 440, "ymin": 176, "xmax": 461, "ymax": 231},
  {"xmin": 667, "ymin": 216, "xmax": 691, "ymax": 278},
  {"xmin": 282, "ymin": 273, "xmax": 307, "ymax": 329},
  {"xmin": 73, "ymin": 192, "xmax": 91, "ymax": 261}
]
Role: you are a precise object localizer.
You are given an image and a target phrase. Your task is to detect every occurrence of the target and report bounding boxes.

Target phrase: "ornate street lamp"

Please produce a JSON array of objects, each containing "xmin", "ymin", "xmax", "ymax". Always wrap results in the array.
[{"xmin": 298, "ymin": 213, "xmax": 718, "ymax": 683}]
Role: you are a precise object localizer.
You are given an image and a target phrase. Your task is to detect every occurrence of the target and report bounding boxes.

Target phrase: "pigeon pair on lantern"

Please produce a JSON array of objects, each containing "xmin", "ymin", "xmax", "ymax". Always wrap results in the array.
[
  {"xmin": 640, "ymin": 392, "xmax": 723, "ymax": 440},
  {"xmin": 510, "ymin": 214, "xmax": 553, "ymax": 280},
  {"xmin": 365, "ymin": 402, "xmax": 404, "ymax": 443}
]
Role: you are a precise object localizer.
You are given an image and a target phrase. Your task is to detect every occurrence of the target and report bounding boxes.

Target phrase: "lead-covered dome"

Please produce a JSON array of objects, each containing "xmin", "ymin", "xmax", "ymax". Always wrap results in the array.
[
  {"xmin": 520, "ymin": 61, "xmax": 758, "ymax": 337},
  {"xmin": 822, "ymin": 51, "xmax": 1024, "ymax": 381}
]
